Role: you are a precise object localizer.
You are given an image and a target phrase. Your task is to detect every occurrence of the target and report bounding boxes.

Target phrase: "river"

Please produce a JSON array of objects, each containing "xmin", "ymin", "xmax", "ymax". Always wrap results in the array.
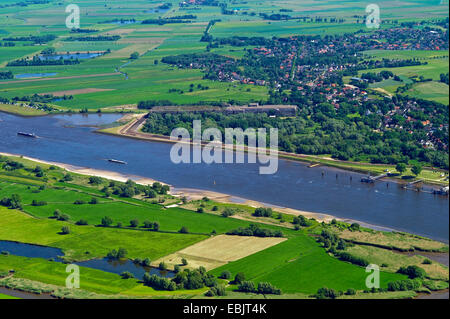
[{"xmin": 0, "ymin": 112, "xmax": 448, "ymax": 242}]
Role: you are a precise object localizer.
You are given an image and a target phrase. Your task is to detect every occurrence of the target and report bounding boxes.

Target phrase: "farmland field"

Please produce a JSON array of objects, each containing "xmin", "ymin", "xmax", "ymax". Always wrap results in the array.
[{"xmin": 0, "ymin": 0, "xmax": 449, "ymax": 302}]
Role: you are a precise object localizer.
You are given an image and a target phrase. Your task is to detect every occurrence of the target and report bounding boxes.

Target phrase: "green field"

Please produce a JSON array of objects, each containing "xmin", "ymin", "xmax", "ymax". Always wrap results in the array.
[
  {"xmin": 359, "ymin": 50, "xmax": 449, "ymax": 104},
  {"xmin": 1, "ymin": 0, "xmax": 448, "ymax": 110},
  {"xmin": 210, "ymin": 232, "xmax": 406, "ymax": 294}
]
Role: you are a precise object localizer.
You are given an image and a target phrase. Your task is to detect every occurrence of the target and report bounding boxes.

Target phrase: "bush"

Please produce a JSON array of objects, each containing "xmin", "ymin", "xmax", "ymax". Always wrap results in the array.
[
  {"xmin": 159, "ymin": 262, "xmax": 167, "ymax": 270},
  {"xmin": 422, "ymin": 259, "xmax": 432, "ymax": 265},
  {"xmin": 89, "ymin": 198, "xmax": 98, "ymax": 204},
  {"xmin": 179, "ymin": 226, "xmax": 189, "ymax": 234},
  {"xmin": 221, "ymin": 208, "xmax": 235, "ymax": 217},
  {"xmin": 345, "ymin": 288, "xmax": 356, "ymax": 295},
  {"xmin": 58, "ymin": 214, "xmax": 70, "ymax": 221},
  {"xmin": 31, "ymin": 200, "xmax": 47, "ymax": 206},
  {"xmin": 253, "ymin": 207, "xmax": 273, "ymax": 217},
  {"xmin": 74, "ymin": 200, "xmax": 86, "ymax": 205},
  {"xmin": 120, "ymin": 271, "xmax": 134, "ymax": 279},
  {"xmin": 237, "ymin": 281, "xmax": 256, "ymax": 293},
  {"xmin": 206, "ymin": 285, "xmax": 226, "ymax": 297},
  {"xmin": 197, "ymin": 207, "xmax": 204, "ymax": 213},
  {"xmin": 397, "ymin": 265, "xmax": 426, "ymax": 279},
  {"xmin": 292, "ymin": 215, "xmax": 311, "ymax": 227},
  {"xmin": 76, "ymin": 219, "xmax": 88, "ymax": 226},
  {"xmin": 174, "ymin": 265, "xmax": 181, "ymax": 273},
  {"xmin": 220, "ymin": 270, "xmax": 232, "ymax": 280},
  {"xmin": 257, "ymin": 282, "xmax": 282, "ymax": 295},
  {"xmin": 336, "ymin": 252, "xmax": 369, "ymax": 267},
  {"xmin": 130, "ymin": 219, "xmax": 139, "ymax": 228},
  {"xmin": 388, "ymin": 279, "xmax": 421, "ymax": 291},
  {"xmin": 233, "ymin": 272, "xmax": 245, "ymax": 285},
  {"xmin": 89, "ymin": 176, "xmax": 103, "ymax": 185},
  {"xmin": 61, "ymin": 226, "xmax": 71, "ymax": 235},
  {"xmin": 101, "ymin": 216, "xmax": 113, "ymax": 227},
  {"xmin": 181, "ymin": 258, "xmax": 188, "ymax": 266},
  {"xmin": 107, "ymin": 248, "xmax": 127, "ymax": 260},
  {"xmin": 315, "ymin": 287, "xmax": 338, "ymax": 299}
]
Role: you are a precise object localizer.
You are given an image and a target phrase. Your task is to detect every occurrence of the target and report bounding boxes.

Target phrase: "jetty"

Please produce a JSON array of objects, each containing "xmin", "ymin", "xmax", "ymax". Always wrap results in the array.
[{"xmin": 361, "ymin": 173, "xmax": 388, "ymax": 183}]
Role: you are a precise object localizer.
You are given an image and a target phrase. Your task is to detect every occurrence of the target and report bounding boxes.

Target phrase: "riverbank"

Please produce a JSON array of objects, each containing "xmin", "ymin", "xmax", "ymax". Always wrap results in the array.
[
  {"xmin": 98, "ymin": 114, "xmax": 450, "ymax": 188},
  {"xmin": 0, "ymin": 151, "xmax": 388, "ymax": 229}
]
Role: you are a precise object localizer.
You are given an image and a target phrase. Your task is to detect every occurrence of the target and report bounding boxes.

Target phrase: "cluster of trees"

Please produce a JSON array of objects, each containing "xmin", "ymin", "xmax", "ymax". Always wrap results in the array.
[
  {"xmin": 0, "ymin": 194, "xmax": 22, "ymax": 209},
  {"xmin": 7, "ymin": 56, "xmax": 80, "ymax": 66},
  {"xmin": 0, "ymin": 42, "xmax": 15, "ymax": 47},
  {"xmin": 0, "ymin": 159, "xmax": 24, "ymax": 171},
  {"xmin": 397, "ymin": 265, "xmax": 426, "ymax": 279},
  {"xmin": 317, "ymin": 229, "xmax": 348, "ymax": 252},
  {"xmin": 237, "ymin": 281, "xmax": 282, "ymax": 295},
  {"xmin": 387, "ymin": 279, "xmax": 421, "ymax": 291},
  {"xmin": 360, "ymin": 70, "xmax": 394, "ymax": 83},
  {"xmin": 252, "ymin": 207, "xmax": 273, "ymax": 217},
  {"xmin": 227, "ymin": 224, "xmax": 283, "ymax": 238},
  {"xmin": 143, "ymin": 267, "xmax": 218, "ymax": 291},
  {"xmin": 142, "ymin": 18, "xmax": 193, "ymax": 25},
  {"xmin": 137, "ymin": 100, "xmax": 172, "ymax": 109},
  {"xmin": 0, "ymin": 71, "xmax": 13, "ymax": 79},
  {"xmin": 292, "ymin": 215, "xmax": 312, "ymax": 227},
  {"xmin": 141, "ymin": 93, "xmax": 448, "ymax": 169},
  {"xmin": 70, "ymin": 28, "xmax": 98, "ymax": 33},
  {"xmin": 440, "ymin": 73, "xmax": 449, "ymax": 85},
  {"xmin": 99, "ymin": 179, "xmax": 169, "ymax": 198},
  {"xmin": 3, "ymin": 34, "xmax": 56, "ymax": 44},
  {"xmin": 65, "ymin": 35, "xmax": 121, "ymax": 42},
  {"xmin": 106, "ymin": 248, "xmax": 128, "ymax": 260}
]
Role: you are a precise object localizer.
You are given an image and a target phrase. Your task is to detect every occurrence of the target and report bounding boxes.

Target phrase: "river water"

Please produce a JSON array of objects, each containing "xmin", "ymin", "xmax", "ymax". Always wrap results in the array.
[{"xmin": 0, "ymin": 112, "xmax": 448, "ymax": 242}]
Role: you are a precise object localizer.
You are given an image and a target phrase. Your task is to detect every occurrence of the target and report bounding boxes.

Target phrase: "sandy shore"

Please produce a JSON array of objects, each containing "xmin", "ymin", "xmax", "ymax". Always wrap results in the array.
[{"xmin": 0, "ymin": 151, "xmax": 398, "ymax": 230}]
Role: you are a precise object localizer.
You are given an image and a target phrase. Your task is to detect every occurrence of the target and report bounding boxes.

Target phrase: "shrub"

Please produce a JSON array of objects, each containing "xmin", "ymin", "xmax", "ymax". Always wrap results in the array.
[
  {"xmin": 130, "ymin": 219, "xmax": 139, "ymax": 228},
  {"xmin": 220, "ymin": 270, "xmax": 232, "ymax": 280},
  {"xmin": 197, "ymin": 207, "xmax": 204, "ymax": 213},
  {"xmin": 58, "ymin": 214, "xmax": 70, "ymax": 221},
  {"xmin": 422, "ymin": 259, "xmax": 432, "ymax": 265},
  {"xmin": 292, "ymin": 215, "xmax": 311, "ymax": 227},
  {"xmin": 233, "ymin": 272, "xmax": 245, "ymax": 285},
  {"xmin": 315, "ymin": 287, "xmax": 338, "ymax": 299},
  {"xmin": 345, "ymin": 288, "xmax": 356, "ymax": 295},
  {"xmin": 107, "ymin": 247, "xmax": 127, "ymax": 260},
  {"xmin": 253, "ymin": 207, "xmax": 273, "ymax": 217},
  {"xmin": 89, "ymin": 176, "xmax": 103, "ymax": 185},
  {"xmin": 32, "ymin": 199, "xmax": 47, "ymax": 206},
  {"xmin": 159, "ymin": 262, "xmax": 167, "ymax": 270},
  {"xmin": 397, "ymin": 265, "xmax": 426, "ymax": 279},
  {"xmin": 221, "ymin": 208, "xmax": 235, "ymax": 217},
  {"xmin": 61, "ymin": 226, "xmax": 71, "ymax": 235},
  {"xmin": 76, "ymin": 219, "xmax": 88, "ymax": 226},
  {"xmin": 336, "ymin": 252, "xmax": 369, "ymax": 267},
  {"xmin": 181, "ymin": 258, "xmax": 188, "ymax": 266},
  {"xmin": 179, "ymin": 226, "xmax": 189, "ymax": 234},
  {"xmin": 257, "ymin": 282, "xmax": 282, "ymax": 295},
  {"xmin": 101, "ymin": 216, "xmax": 113, "ymax": 227},
  {"xmin": 238, "ymin": 281, "xmax": 256, "ymax": 293},
  {"xmin": 174, "ymin": 265, "xmax": 181, "ymax": 273},
  {"xmin": 120, "ymin": 271, "xmax": 134, "ymax": 279},
  {"xmin": 89, "ymin": 198, "xmax": 98, "ymax": 204},
  {"xmin": 74, "ymin": 200, "xmax": 86, "ymax": 205},
  {"xmin": 52, "ymin": 210, "xmax": 61, "ymax": 219},
  {"xmin": 388, "ymin": 279, "xmax": 421, "ymax": 291}
]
